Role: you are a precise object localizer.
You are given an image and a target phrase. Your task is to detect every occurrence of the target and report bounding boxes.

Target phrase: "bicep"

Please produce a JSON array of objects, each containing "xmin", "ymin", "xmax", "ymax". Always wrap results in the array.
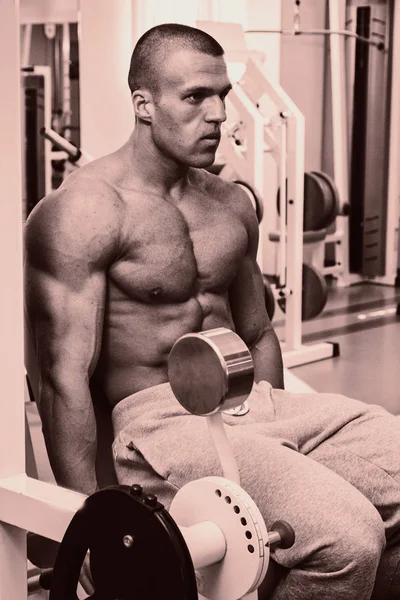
[
  {"xmin": 229, "ymin": 254, "xmax": 272, "ymax": 346},
  {"xmin": 228, "ymin": 189, "xmax": 273, "ymax": 345},
  {"xmin": 229, "ymin": 253, "xmax": 284, "ymax": 387}
]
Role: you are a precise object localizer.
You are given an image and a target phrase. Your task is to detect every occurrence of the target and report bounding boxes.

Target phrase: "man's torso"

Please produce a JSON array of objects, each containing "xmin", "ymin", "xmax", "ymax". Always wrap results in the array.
[{"xmin": 71, "ymin": 153, "xmax": 251, "ymax": 406}]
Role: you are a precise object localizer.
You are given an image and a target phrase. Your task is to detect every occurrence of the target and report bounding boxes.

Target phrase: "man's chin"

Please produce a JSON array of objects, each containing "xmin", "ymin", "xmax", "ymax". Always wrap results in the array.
[{"xmin": 189, "ymin": 152, "xmax": 218, "ymax": 169}]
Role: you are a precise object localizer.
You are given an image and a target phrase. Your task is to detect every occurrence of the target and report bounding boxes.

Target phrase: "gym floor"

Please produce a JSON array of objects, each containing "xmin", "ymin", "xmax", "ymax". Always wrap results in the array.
[{"xmin": 274, "ymin": 281, "xmax": 400, "ymax": 414}]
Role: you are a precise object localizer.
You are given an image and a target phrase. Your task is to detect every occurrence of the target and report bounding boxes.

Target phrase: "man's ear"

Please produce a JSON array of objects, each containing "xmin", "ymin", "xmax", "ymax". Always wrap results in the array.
[{"xmin": 132, "ymin": 89, "xmax": 154, "ymax": 122}]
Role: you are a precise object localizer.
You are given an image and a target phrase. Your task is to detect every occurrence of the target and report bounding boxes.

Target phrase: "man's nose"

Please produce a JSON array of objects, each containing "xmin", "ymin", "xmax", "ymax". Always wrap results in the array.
[{"xmin": 205, "ymin": 97, "xmax": 227, "ymax": 123}]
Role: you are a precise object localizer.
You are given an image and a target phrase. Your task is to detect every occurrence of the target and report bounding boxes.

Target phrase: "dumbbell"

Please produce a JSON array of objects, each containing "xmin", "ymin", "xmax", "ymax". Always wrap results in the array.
[{"xmin": 168, "ymin": 327, "xmax": 295, "ymax": 599}]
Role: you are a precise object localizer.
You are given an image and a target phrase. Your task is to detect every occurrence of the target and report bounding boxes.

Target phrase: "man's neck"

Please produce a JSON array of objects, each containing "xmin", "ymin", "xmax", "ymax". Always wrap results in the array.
[{"xmin": 124, "ymin": 129, "xmax": 192, "ymax": 200}]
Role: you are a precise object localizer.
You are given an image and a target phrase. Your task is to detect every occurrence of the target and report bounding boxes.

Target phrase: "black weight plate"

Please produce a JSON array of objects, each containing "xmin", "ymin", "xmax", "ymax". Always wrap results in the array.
[
  {"xmin": 303, "ymin": 171, "xmax": 332, "ymax": 232},
  {"xmin": 50, "ymin": 486, "xmax": 198, "ymax": 600},
  {"xmin": 311, "ymin": 170, "xmax": 340, "ymax": 229},
  {"xmin": 301, "ymin": 263, "xmax": 328, "ymax": 320},
  {"xmin": 277, "ymin": 172, "xmax": 333, "ymax": 231},
  {"xmin": 234, "ymin": 180, "xmax": 264, "ymax": 223},
  {"xmin": 276, "ymin": 264, "xmax": 328, "ymax": 321}
]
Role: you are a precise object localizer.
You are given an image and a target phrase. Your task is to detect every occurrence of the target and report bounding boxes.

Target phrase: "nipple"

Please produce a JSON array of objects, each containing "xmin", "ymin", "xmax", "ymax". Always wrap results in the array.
[{"xmin": 150, "ymin": 287, "xmax": 163, "ymax": 299}]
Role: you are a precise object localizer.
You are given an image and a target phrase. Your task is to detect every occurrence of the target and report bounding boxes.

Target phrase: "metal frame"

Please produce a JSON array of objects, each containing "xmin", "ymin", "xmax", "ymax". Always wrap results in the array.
[
  {"xmin": 0, "ymin": 3, "xmax": 84, "ymax": 597},
  {"xmin": 376, "ymin": 0, "xmax": 400, "ymax": 286},
  {"xmin": 220, "ymin": 57, "xmax": 335, "ymax": 367},
  {"xmin": 323, "ymin": 0, "xmax": 350, "ymax": 285},
  {"xmin": 220, "ymin": 80, "xmax": 267, "ymax": 269}
]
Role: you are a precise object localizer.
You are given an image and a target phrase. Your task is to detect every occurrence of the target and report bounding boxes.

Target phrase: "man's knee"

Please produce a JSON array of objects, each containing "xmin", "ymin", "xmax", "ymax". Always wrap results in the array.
[
  {"xmin": 336, "ymin": 520, "xmax": 385, "ymax": 576},
  {"xmin": 276, "ymin": 497, "xmax": 385, "ymax": 579},
  {"xmin": 270, "ymin": 505, "xmax": 386, "ymax": 600},
  {"xmin": 313, "ymin": 503, "xmax": 385, "ymax": 581}
]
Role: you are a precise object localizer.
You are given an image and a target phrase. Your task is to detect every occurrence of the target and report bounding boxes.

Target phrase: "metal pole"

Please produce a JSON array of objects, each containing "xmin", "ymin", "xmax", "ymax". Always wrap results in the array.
[
  {"xmin": 381, "ymin": 0, "xmax": 400, "ymax": 284},
  {"xmin": 328, "ymin": 0, "xmax": 351, "ymax": 285},
  {"xmin": 62, "ymin": 23, "xmax": 72, "ymax": 141},
  {"xmin": 0, "ymin": 0, "xmax": 27, "ymax": 596}
]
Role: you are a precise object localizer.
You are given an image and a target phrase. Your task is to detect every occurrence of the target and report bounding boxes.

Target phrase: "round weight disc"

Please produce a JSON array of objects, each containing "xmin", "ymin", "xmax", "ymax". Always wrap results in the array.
[
  {"xmin": 277, "ymin": 172, "xmax": 334, "ymax": 231},
  {"xmin": 308, "ymin": 173, "xmax": 333, "ymax": 229},
  {"xmin": 233, "ymin": 180, "xmax": 264, "ymax": 223},
  {"xmin": 277, "ymin": 264, "xmax": 328, "ymax": 321},
  {"xmin": 311, "ymin": 170, "xmax": 340, "ymax": 229},
  {"xmin": 170, "ymin": 476, "xmax": 269, "ymax": 600},
  {"xmin": 49, "ymin": 486, "xmax": 198, "ymax": 600},
  {"xmin": 168, "ymin": 328, "xmax": 254, "ymax": 416},
  {"xmin": 301, "ymin": 263, "xmax": 328, "ymax": 320},
  {"xmin": 303, "ymin": 171, "xmax": 332, "ymax": 231}
]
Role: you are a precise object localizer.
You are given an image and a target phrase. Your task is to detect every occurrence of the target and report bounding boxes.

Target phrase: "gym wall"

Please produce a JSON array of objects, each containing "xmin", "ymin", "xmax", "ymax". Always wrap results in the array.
[{"xmin": 280, "ymin": 0, "xmax": 329, "ymax": 174}]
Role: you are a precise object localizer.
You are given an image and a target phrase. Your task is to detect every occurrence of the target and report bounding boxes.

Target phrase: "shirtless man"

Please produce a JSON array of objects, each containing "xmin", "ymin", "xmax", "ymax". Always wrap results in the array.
[{"xmin": 25, "ymin": 24, "xmax": 400, "ymax": 600}]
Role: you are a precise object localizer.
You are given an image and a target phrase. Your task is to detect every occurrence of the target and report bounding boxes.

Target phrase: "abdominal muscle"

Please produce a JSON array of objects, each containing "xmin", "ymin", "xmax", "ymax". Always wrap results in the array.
[{"xmin": 95, "ymin": 291, "xmax": 236, "ymax": 408}]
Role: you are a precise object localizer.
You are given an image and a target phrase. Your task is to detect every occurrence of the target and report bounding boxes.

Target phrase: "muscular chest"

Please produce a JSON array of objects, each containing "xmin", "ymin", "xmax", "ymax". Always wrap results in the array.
[{"xmin": 110, "ymin": 195, "xmax": 248, "ymax": 302}]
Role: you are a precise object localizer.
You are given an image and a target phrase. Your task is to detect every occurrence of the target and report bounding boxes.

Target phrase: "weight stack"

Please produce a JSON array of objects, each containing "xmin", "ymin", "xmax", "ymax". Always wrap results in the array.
[{"xmin": 345, "ymin": 0, "xmax": 392, "ymax": 277}]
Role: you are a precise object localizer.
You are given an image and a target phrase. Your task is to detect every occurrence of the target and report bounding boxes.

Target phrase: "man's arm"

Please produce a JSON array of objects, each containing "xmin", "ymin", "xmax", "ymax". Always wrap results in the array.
[
  {"xmin": 24, "ymin": 179, "xmax": 121, "ymax": 494},
  {"xmin": 228, "ymin": 189, "xmax": 284, "ymax": 389}
]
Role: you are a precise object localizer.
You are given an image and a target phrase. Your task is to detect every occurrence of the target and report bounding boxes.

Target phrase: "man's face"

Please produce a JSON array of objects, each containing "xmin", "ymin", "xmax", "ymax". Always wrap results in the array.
[{"xmin": 150, "ymin": 49, "xmax": 232, "ymax": 168}]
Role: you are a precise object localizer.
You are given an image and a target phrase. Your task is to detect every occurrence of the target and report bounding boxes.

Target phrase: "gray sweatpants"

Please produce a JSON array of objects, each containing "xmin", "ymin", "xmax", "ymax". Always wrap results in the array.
[{"xmin": 112, "ymin": 381, "xmax": 400, "ymax": 600}]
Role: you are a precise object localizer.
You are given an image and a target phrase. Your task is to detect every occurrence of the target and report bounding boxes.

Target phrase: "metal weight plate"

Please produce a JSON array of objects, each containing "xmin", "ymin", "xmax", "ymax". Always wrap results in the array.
[
  {"xmin": 277, "ymin": 172, "xmax": 337, "ymax": 232},
  {"xmin": 310, "ymin": 170, "xmax": 340, "ymax": 229},
  {"xmin": 49, "ymin": 486, "xmax": 198, "ymax": 600},
  {"xmin": 233, "ymin": 180, "xmax": 264, "ymax": 224},
  {"xmin": 277, "ymin": 263, "xmax": 328, "ymax": 321},
  {"xmin": 170, "ymin": 476, "xmax": 270, "ymax": 600},
  {"xmin": 301, "ymin": 263, "xmax": 328, "ymax": 320},
  {"xmin": 303, "ymin": 171, "xmax": 333, "ymax": 231}
]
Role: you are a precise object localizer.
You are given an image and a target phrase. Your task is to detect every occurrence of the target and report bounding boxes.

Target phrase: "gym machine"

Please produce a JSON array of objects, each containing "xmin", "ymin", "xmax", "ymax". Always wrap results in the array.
[
  {"xmin": 344, "ymin": 0, "xmax": 400, "ymax": 287},
  {"xmin": 217, "ymin": 54, "xmax": 339, "ymax": 368},
  {"xmin": 269, "ymin": 169, "xmax": 340, "ymax": 322},
  {"xmin": 21, "ymin": 20, "xmax": 81, "ymax": 218},
  {"xmin": 2, "ymin": 329, "xmax": 295, "ymax": 600},
  {"xmin": 41, "ymin": 127, "xmax": 93, "ymax": 168},
  {"xmin": 21, "ymin": 65, "xmax": 53, "ymax": 216},
  {"xmin": 21, "ymin": 65, "xmax": 81, "ymax": 218},
  {"xmin": 242, "ymin": 0, "xmax": 400, "ymax": 290}
]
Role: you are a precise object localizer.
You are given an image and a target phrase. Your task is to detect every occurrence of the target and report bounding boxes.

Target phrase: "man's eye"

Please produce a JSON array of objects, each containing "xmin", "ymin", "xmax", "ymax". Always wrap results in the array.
[{"xmin": 186, "ymin": 94, "xmax": 203, "ymax": 103}]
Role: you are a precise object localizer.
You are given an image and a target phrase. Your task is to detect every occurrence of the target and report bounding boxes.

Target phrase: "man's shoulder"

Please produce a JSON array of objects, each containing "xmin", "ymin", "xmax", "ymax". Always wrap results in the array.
[
  {"xmin": 193, "ymin": 168, "xmax": 243, "ymax": 197},
  {"xmin": 25, "ymin": 172, "xmax": 124, "ymax": 257},
  {"xmin": 28, "ymin": 171, "xmax": 123, "ymax": 227},
  {"xmin": 193, "ymin": 169, "xmax": 258, "ymax": 220}
]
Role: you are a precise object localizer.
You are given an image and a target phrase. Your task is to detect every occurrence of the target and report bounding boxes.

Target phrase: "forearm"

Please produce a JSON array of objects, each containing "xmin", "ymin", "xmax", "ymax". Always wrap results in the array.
[
  {"xmin": 249, "ymin": 326, "xmax": 284, "ymax": 389},
  {"xmin": 39, "ymin": 380, "xmax": 98, "ymax": 495}
]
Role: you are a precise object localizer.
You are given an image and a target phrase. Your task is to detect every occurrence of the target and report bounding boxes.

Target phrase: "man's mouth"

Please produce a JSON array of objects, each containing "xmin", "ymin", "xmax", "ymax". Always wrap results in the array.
[{"xmin": 201, "ymin": 133, "xmax": 221, "ymax": 142}]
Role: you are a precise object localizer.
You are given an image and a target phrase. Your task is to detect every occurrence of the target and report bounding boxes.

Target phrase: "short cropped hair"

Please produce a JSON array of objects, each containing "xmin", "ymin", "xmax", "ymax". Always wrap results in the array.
[{"xmin": 128, "ymin": 23, "xmax": 224, "ymax": 97}]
